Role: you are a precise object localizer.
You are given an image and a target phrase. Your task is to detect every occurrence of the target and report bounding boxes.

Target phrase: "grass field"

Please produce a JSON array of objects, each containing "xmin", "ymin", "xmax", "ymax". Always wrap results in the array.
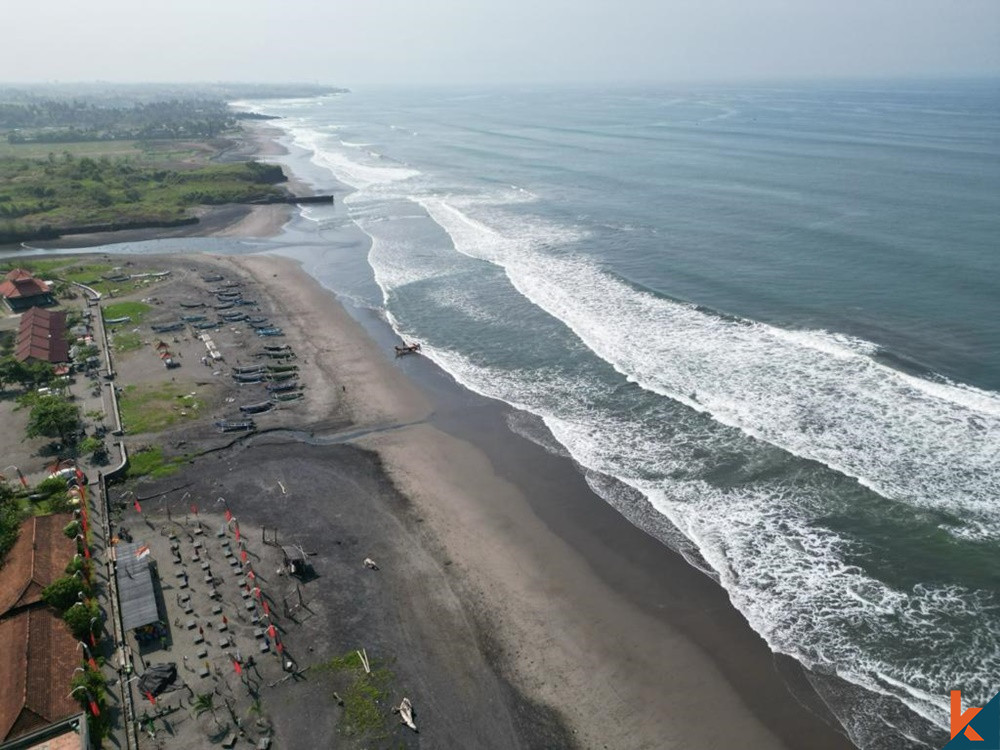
[
  {"xmin": 102, "ymin": 301, "xmax": 152, "ymax": 324},
  {"xmin": 0, "ymin": 138, "xmax": 225, "ymax": 163},
  {"xmin": 119, "ymin": 381, "xmax": 203, "ymax": 434},
  {"xmin": 125, "ymin": 446, "xmax": 189, "ymax": 479},
  {"xmin": 110, "ymin": 331, "xmax": 143, "ymax": 354}
]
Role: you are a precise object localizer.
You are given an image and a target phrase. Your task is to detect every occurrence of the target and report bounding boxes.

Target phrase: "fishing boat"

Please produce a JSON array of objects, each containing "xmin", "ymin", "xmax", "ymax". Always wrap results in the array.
[
  {"xmin": 151, "ymin": 322, "xmax": 184, "ymax": 333},
  {"xmin": 215, "ymin": 419, "xmax": 255, "ymax": 432},
  {"xmin": 201, "ymin": 274, "xmax": 224, "ymax": 283},
  {"xmin": 267, "ymin": 371, "xmax": 297, "ymax": 382},
  {"xmin": 239, "ymin": 401, "xmax": 274, "ymax": 414},
  {"xmin": 394, "ymin": 343, "xmax": 421, "ymax": 356},
  {"xmin": 195, "ymin": 321, "xmax": 219, "ymax": 330},
  {"xmin": 179, "ymin": 301, "xmax": 206, "ymax": 309},
  {"xmin": 233, "ymin": 373, "xmax": 265, "ymax": 384},
  {"xmin": 181, "ymin": 315, "xmax": 207, "ymax": 322},
  {"xmin": 266, "ymin": 364, "xmax": 298, "ymax": 373},
  {"xmin": 222, "ymin": 312, "xmax": 249, "ymax": 322},
  {"xmin": 256, "ymin": 327, "xmax": 284, "ymax": 337},
  {"xmin": 273, "ymin": 392, "xmax": 303, "ymax": 402},
  {"xmin": 104, "ymin": 316, "xmax": 131, "ymax": 325},
  {"xmin": 248, "ymin": 316, "xmax": 269, "ymax": 325},
  {"xmin": 214, "ymin": 302, "xmax": 235, "ymax": 311},
  {"xmin": 266, "ymin": 381, "xmax": 299, "ymax": 393},
  {"xmin": 233, "ymin": 364, "xmax": 265, "ymax": 375},
  {"xmin": 263, "ymin": 344, "xmax": 291, "ymax": 352}
]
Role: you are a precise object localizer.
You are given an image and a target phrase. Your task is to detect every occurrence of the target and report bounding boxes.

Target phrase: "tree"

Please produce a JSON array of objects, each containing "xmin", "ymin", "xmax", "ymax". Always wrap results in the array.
[
  {"xmin": 193, "ymin": 693, "xmax": 222, "ymax": 729},
  {"xmin": 42, "ymin": 575, "xmax": 87, "ymax": 612},
  {"xmin": 26, "ymin": 396, "xmax": 80, "ymax": 443},
  {"xmin": 79, "ymin": 436, "xmax": 103, "ymax": 456},
  {"xmin": 64, "ymin": 599, "xmax": 100, "ymax": 640}
]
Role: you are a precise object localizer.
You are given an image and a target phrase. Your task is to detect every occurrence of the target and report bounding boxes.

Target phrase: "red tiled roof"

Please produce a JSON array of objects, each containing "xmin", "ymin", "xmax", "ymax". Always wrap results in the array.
[
  {"xmin": 0, "ymin": 608, "xmax": 81, "ymax": 742},
  {"xmin": 14, "ymin": 308, "xmax": 68, "ymax": 364},
  {"xmin": 0, "ymin": 515, "xmax": 76, "ymax": 619},
  {"xmin": 0, "ymin": 270, "xmax": 50, "ymax": 300}
]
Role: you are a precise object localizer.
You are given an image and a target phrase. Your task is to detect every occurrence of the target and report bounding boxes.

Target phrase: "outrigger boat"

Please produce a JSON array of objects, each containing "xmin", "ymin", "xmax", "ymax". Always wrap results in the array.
[
  {"xmin": 151, "ymin": 322, "xmax": 184, "ymax": 333},
  {"xmin": 239, "ymin": 401, "xmax": 274, "ymax": 414},
  {"xmin": 233, "ymin": 365, "xmax": 265, "ymax": 375},
  {"xmin": 104, "ymin": 316, "xmax": 131, "ymax": 325},
  {"xmin": 181, "ymin": 314, "xmax": 207, "ymax": 322},
  {"xmin": 214, "ymin": 302, "xmax": 235, "ymax": 311},
  {"xmin": 267, "ymin": 381, "xmax": 299, "ymax": 393},
  {"xmin": 215, "ymin": 419, "xmax": 255, "ymax": 433},
  {"xmin": 394, "ymin": 343, "xmax": 421, "ymax": 356},
  {"xmin": 233, "ymin": 373, "xmax": 265, "ymax": 384},
  {"xmin": 255, "ymin": 327, "xmax": 284, "ymax": 337},
  {"xmin": 273, "ymin": 392, "xmax": 303, "ymax": 402},
  {"xmin": 221, "ymin": 312, "xmax": 249, "ymax": 322},
  {"xmin": 267, "ymin": 371, "xmax": 297, "ymax": 382},
  {"xmin": 263, "ymin": 344, "xmax": 291, "ymax": 352},
  {"xmin": 201, "ymin": 274, "xmax": 224, "ymax": 283},
  {"xmin": 248, "ymin": 316, "xmax": 269, "ymax": 325},
  {"xmin": 179, "ymin": 301, "xmax": 206, "ymax": 309},
  {"xmin": 195, "ymin": 321, "xmax": 219, "ymax": 330},
  {"xmin": 266, "ymin": 364, "xmax": 298, "ymax": 373}
]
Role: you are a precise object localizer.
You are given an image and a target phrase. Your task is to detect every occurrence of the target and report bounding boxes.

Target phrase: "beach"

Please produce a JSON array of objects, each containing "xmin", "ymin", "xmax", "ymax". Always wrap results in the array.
[{"xmin": 202, "ymin": 252, "xmax": 856, "ymax": 749}]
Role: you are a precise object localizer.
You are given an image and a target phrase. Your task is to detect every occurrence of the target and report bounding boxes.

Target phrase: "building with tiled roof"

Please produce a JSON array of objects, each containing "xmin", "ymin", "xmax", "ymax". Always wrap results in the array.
[
  {"xmin": 0, "ymin": 609, "xmax": 81, "ymax": 743},
  {"xmin": 0, "ymin": 270, "xmax": 54, "ymax": 313},
  {"xmin": 0, "ymin": 515, "xmax": 81, "ymax": 744},
  {"xmin": 14, "ymin": 309, "xmax": 68, "ymax": 365}
]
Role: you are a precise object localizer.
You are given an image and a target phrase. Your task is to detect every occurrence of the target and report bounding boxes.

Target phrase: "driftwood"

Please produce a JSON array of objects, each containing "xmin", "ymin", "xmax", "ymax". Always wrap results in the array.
[{"xmin": 393, "ymin": 698, "xmax": 417, "ymax": 732}]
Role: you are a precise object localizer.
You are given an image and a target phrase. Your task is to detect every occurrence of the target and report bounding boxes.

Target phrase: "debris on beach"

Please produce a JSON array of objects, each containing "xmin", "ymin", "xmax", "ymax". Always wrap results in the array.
[
  {"xmin": 363, "ymin": 557, "xmax": 379, "ymax": 570},
  {"xmin": 394, "ymin": 698, "xmax": 417, "ymax": 732}
]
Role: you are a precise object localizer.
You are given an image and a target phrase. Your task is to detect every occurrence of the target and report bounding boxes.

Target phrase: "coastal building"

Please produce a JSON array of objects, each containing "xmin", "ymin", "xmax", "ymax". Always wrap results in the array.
[
  {"xmin": 14, "ymin": 308, "xmax": 69, "ymax": 364},
  {"xmin": 115, "ymin": 540, "xmax": 162, "ymax": 636},
  {"xmin": 0, "ymin": 270, "xmax": 54, "ymax": 313},
  {"xmin": 0, "ymin": 515, "xmax": 81, "ymax": 744}
]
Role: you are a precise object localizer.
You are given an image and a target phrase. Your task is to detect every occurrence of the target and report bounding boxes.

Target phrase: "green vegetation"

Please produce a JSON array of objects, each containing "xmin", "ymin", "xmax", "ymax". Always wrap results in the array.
[
  {"xmin": 0, "ymin": 155, "xmax": 286, "ymax": 242},
  {"xmin": 119, "ymin": 381, "xmax": 203, "ymax": 434},
  {"xmin": 0, "ymin": 356, "xmax": 55, "ymax": 391},
  {"xmin": 0, "ymin": 482, "xmax": 22, "ymax": 568},
  {"xmin": 111, "ymin": 331, "xmax": 143, "ymax": 353},
  {"xmin": 42, "ymin": 573, "xmax": 88, "ymax": 611},
  {"xmin": 318, "ymin": 651, "xmax": 397, "ymax": 741},
  {"xmin": 125, "ymin": 446, "xmax": 189, "ymax": 479},
  {"xmin": 103, "ymin": 300, "xmax": 151, "ymax": 324},
  {"xmin": 25, "ymin": 394, "xmax": 81, "ymax": 443}
]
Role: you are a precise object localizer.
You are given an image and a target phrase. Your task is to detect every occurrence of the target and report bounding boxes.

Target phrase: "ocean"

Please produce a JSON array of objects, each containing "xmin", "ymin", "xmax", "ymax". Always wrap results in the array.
[{"xmin": 238, "ymin": 81, "xmax": 1000, "ymax": 749}]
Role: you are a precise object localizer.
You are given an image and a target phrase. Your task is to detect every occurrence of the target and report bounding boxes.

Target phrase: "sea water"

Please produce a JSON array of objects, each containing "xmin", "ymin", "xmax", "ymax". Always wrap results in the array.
[{"xmin": 240, "ymin": 81, "xmax": 1000, "ymax": 749}]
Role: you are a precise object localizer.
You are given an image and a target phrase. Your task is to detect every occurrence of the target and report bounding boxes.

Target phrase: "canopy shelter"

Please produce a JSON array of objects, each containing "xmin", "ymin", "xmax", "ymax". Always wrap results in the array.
[
  {"xmin": 115, "ymin": 542, "xmax": 160, "ymax": 631},
  {"xmin": 282, "ymin": 545, "xmax": 308, "ymax": 576}
]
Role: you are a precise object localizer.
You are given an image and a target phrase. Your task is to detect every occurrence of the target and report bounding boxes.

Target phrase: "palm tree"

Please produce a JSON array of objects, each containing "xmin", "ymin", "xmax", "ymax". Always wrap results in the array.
[{"xmin": 192, "ymin": 693, "xmax": 222, "ymax": 729}]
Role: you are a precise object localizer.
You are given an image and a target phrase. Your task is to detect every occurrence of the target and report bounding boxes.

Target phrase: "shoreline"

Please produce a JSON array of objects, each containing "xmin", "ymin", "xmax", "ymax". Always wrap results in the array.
[{"xmin": 225, "ymin": 252, "xmax": 855, "ymax": 749}]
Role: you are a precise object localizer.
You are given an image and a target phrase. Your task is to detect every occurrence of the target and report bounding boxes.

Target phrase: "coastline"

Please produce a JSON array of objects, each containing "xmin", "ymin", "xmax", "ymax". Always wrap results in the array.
[{"xmin": 224, "ymin": 252, "xmax": 855, "ymax": 749}]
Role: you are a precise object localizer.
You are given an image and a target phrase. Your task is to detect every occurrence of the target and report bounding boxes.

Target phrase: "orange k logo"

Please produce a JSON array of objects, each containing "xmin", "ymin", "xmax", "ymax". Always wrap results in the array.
[{"xmin": 953, "ymin": 690, "xmax": 985, "ymax": 741}]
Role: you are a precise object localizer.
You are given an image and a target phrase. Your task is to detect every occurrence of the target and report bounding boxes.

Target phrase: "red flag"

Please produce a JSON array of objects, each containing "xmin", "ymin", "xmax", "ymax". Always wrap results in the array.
[
  {"xmin": 234, "ymin": 527, "xmax": 241, "ymax": 542},
  {"xmin": 16, "ymin": 469, "xmax": 27, "ymax": 488},
  {"xmin": 222, "ymin": 615, "xmax": 228, "ymax": 626},
  {"xmin": 232, "ymin": 660, "xmax": 242, "ymax": 675},
  {"xmin": 133, "ymin": 499, "xmax": 142, "ymax": 513},
  {"xmin": 240, "ymin": 549, "xmax": 248, "ymax": 563},
  {"xmin": 88, "ymin": 656, "xmax": 98, "ymax": 671},
  {"xmin": 89, "ymin": 700, "xmax": 100, "ymax": 717},
  {"xmin": 253, "ymin": 587, "xmax": 261, "ymax": 600},
  {"xmin": 224, "ymin": 509, "xmax": 232, "ymax": 522},
  {"xmin": 145, "ymin": 691, "xmax": 156, "ymax": 705},
  {"xmin": 262, "ymin": 600, "xmax": 270, "ymax": 617},
  {"xmin": 89, "ymin": 631, "xmax": 97, "ymax": 647},
  {"xmin": 83, "ymin": 545, "xmax": 91, "ymax": 560},
  {"xmin": 267, "ymin": 624, "xmax": 276, "ymax": 640},
  {"xmin": 191, "ymin": 504, "xmax": 198, "ymax": 515},
  {"xmin": 276, "ymin": 640, "xmax": 283, "ymax": 654}
]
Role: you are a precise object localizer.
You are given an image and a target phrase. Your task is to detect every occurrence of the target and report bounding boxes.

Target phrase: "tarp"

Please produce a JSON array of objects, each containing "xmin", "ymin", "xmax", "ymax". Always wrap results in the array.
[{"xmin": 137, "ymin": 663, "xmax": 177, "ymax": 697}]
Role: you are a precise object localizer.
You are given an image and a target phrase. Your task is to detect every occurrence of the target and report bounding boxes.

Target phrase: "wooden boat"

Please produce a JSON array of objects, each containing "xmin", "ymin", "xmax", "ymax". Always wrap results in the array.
[
  {"xmin": 248, "ymin": 316, "xmax": 269, "ymax": 325},
  {"xmin": 394, "ymin": 343, "xmax": 421, "ymax": 356},
  {"xmin": 235, "ymin": 299, "xmax": 258, "ymax": 306},
  {"xmin": 215, "ymin": 419, "xmax": 254, "ymax": 432},
  {"xmin": 181, "ymin": 315, "xmax": 206, "ymax": 322},
  {"xmin": 273, "ymin": 392, "xmax": 303, "ymax": 402},
  {"xmin": 257, "ymin": 350, "xmax": 294, "ymax": 360},
  {"xmin": 179, "ymin": 301, "xmax": 206, "ymax": 309},
  {"xmin": 214, "ymin": 302, "xmax": 235, "ymax": 310},
  {"xmin": 266, "ymin": 364, "xmax": 298, "ymax": 373},
  {"xmin": 151, "ymin": 322, "xmax": 184, "ymax": 333},
  {"xmin": 267, "ymin": 371, "xmax": 297, "ymax": 382},
  {"xmin": 201, "ymin": 274, "xmax": 224, "ymax": 283},
  {"xmin": 233, "ymin": 365, "xmax": 265, "ymax": 375},
  {"xmin": 104, "ymin": 316, "xmax": 131, "ymax": 325},
  {"xmin": 267, "ymin": 381, "xmax": 299, "ymax": 393},
  {"xmin": 255, "ymin": 327, "xmax": 284, "ymax": 337},
  {"xmin": 239, "ymin": 401, "xmax": 274, "ymax": 414},
  {"xmin": 195, "ymin": 321, "xmax": 219, "ymax": 330},
  {"xmin": 232, "ymin": 373, "xmax": 265, "ymax": 384},
  {"xmin": 221, "ymin": 312, "xmax": 248, "ymax": 322},
  {"xmin": 263, "ymin": 344, "xmax": 291, "ymax": 352}
]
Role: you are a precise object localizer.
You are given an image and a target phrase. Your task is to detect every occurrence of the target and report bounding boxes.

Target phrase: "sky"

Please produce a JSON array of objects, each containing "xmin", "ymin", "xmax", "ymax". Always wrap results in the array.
[{"xmin": 2, "ymin": 0, "xmax": 998, "ymax": 86}]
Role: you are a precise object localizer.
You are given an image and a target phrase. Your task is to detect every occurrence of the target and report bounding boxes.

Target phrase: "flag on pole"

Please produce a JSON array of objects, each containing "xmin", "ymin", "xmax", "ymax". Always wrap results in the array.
[
  {"xmin": 262, "ymin": 600, "xmax": 269, "ymax": 617},
  {"xmin": 145, "ymin": 691, "xmax": 156, "ymax": 705},
  {"xmin": 276, "ymin": 640, "xmax": 283, "ymax": 654},
  {"xmin": 88, "ymin": 656, "xmax": 98, "ymax": 671},
  {"xmin": 89, "ymin": 699, "xmax": 100, "ymax": 717},
  {"xmin": 133, "ymin": 499, "xmax": 142, "ymax": 513},
  {"xmin": 135, "ymin": 545, "xmax": 151, "ymax": 560},
  {"xmin": 89, "ymin": 630, "xmax": 97, "ymax": 647},
  {"xmin": 225, "ymin": 509, "xmax": 232, "ymax": 522},
  {"xmin": 267, "ymin": 624, "xmax": 276, "ymax": 640},
  {"xmin": 82, "ymin": 545, "xmax": 90, "ymax": 560},
  {"xmin": 240, "ymin": 549, "xmax": 248, "ymax": 563},
  {"xmin": 246, "ymin": 569, "xmax": 255, "ymax": 581},
  {"xmin": 191, "ymin": 504, "xmax": 198, "ymax": 515},
  {"xmin": 234, "ymin": 526, "xmax": 241, "ymax": 542},
  {"xmin": 232, "ymin": 660, "xmax": 242, "ymax": 675}
]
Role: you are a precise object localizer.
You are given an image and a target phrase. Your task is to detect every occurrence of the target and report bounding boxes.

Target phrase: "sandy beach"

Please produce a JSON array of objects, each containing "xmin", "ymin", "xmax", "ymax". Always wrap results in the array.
[{"xmin": 202, "ymin": 252, "xmax": 855, "ymax": 749}]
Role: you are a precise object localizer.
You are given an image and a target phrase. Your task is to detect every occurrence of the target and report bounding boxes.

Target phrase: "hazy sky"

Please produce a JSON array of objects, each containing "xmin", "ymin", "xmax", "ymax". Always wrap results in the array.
[{"xmin": 3, "ymin": 0, "xmax": 998, "ymax": 85}]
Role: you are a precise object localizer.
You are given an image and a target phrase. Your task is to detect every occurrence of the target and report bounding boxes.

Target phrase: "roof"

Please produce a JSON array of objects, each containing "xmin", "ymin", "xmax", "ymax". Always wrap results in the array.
[
  {"xmin": 115, "ymin": 542, "xmax": 159, "ymax": 630},
  {"xmin": 0, "ymin": 608, "xmax": 80, "ymax": 743},
  {"xmin": 0, "ymin": 270, "xmax": 50, "ymax": 301},
  {"xmin": 0, "ymin": 718, "xmax": 87, "ymax": 750},
  {"xmin": 281, "ymin": 546, "xmax": 305, "ymax": 562},
  {"xmin": 0, "ymin": 515, "xmax": 75, "ymax": 619},
  {"xmin": 15, "ymin": 309, "xmax": 68, "ymax": 364}
]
